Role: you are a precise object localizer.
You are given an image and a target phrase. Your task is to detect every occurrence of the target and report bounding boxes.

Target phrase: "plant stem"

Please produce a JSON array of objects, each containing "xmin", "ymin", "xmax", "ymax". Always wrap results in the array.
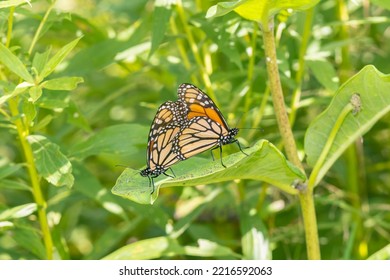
[
  {"xmin": 8, "ymin": 98, "xmax": 54, "ymax": 259},
  {"xmin": 308, "ymin": 103, "xmax": 353, "ymax": 189},
  {"xmin": 298, "ymin": 188, "xmax": 320, "ymax": 259},
  {"xmin": 28, "ymin": 1, "xmax": 55, "ymax": 56},
  {"xmin": 261, "ymin": 20, "xmax": 303, "ymax": 172},
  {"xmin": 289, "ymin": 7, "xmax": 314, "ymax": 126},
  {"xmin": 261, "ymin": 18, "xmax": 321, "ymax": 259},
  {"xmin": 175, "ymin": 0, "xmax": 215, "ymax": 99},
  {"xmin": 5, "ymin": 4, "xmax": 55, "ymax": 259}
]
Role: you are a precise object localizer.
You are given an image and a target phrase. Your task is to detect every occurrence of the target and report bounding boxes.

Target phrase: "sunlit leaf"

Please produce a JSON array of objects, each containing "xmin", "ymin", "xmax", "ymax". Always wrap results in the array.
[
  {"xmin": 305, "ymin": 65, "xmax": 390, "ymax": 186},
  {"xmin": 103, "ymin": 236, "xmax": 185, "ymax": 260},
  {"xmin": 39, "ymin": 37, "xmax": 82, "ymax": 79},
  {"xmin": 149, "ymin": 2, "xmax": 173, "ymax": 57},
  {"xmin": 0, "ymin": 43, "xmax": 34, "ymax": 83},
  {"xmin": 27, "ymin": 135, "xmax": 74, "ymax": 188},
  {"xmin": 0, "ymin": 203, "xmax": 37, "ymax": 220},
  {"xmin": 112, "ymin": 140, "xmax": 304, "ymax": 204},
  {"xmin": 41, "ymin": 77, "xmax": 84, "ymax": 91}
]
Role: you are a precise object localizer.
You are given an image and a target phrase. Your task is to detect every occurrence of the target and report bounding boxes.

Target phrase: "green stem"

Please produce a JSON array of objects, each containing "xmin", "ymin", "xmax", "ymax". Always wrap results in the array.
[
  {"xmin": 28, "ymin": 1, "xmax": 55, "ymax": 56},
  {"xmin": 5, "ymin": 3, "xmax": 56, "ymax": 259},
  {"xmin": 175, "ymin": 0, "xmax": 215, "ymax": 99},
  {"xmin": 242, "ymin": 22, "xmax": 258, "ymax": 127},
  {"xmin": 6, "ymin": 7, "xmax": 15, "ymax": 47},
  {"xmin": 261, "ymin": 20, "xmax": 304, "ymax": 172},
  {"xmin": 308, "ymin": 103, "xmax": 353, "ymax": 189},
  {"xmin": 298, "ymin": 189, "xmax": 320, "ymax": 259},
  {"xmin": 8, "ymin": 99, "xmax": 54, "ymax": 259},
  {"xmin": 289, "ymin": 8, "xmax": 314, "ymax": 126},
  {"xmin": 261, "ymin": 18, "xmax": 321, "ymax": 259},
  {"xmin": 169, "ymin": 14, "xmax": 200, "ymax": 86}
]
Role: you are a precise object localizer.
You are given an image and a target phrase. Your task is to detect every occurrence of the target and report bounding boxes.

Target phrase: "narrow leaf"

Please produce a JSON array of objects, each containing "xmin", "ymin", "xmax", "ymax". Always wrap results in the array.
[
  {"xmin": 0, "ymin": 0, "xmax": 31, "ymax": 8},
  {"xmin": 27, "ymin": 135, "xmax": 74, "ymax": 188},
  {"xmin": 103, "ymin": 236, "xmax": 185, "ymax": 260},
  {"xmin": 41, "ymin": 77, "xmax": 84, "ymax": 91},
  {"xmin": 0, "ymin": 43, "xmax": 34, "ymax": 83},
  {"xmin": 0, "ymin": 203, "xmax": 37, "ymax": 220},
  {"xmin": 149, "ymin": 3, "xmax": 173, "ymax": 57},
  {"xmin": 39, "ymin": 37, "xmax": 82, "ymax": 79}
]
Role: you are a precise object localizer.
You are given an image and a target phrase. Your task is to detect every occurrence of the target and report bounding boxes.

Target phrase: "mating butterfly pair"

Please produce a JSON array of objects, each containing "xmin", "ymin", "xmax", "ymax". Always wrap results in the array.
[{"xmin": 140, "ymin": 83, "xmax": 245, "ymax": 192}]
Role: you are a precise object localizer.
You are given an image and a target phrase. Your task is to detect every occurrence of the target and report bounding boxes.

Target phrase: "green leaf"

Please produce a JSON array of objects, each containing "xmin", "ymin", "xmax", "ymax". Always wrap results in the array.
[
  {"xmin": 170, "ymin": 189, "xmax": 222, "ymax": 238},
  {"xmin": 206, "ymin": 0, "xmax": 319, "ymax": 25},
  {"xmin": 367, "ymin": 243, "xmax": 390, "ymax": 260},
  {"xmin": 149, "ymin": 2, "xmax": 173, "ymax": 57},
  {"xmin": 27, "ymin": 135, "xmax": 74, "ymax": 188},
  {"xmin": 239, "ymin": 200, "xmax": 270, "ymax": 260},
  {"xmin": 28, "ymin": 86, "xmax": 43, "ymax": 102},
  {"xmin": 307, "ymin": 59, "xmax": 339, "ymax": 92},
  {"xmin": 41, "ymin": 77, "xmax": 84, "ymax": 91},
  {"xmin": 0, "ymin": 0, "xmax": 31, "ymax": 9},
  {"xmin": 22, "ymin": 99, "xmax": 37, "ymax": 126},
  {"xmin": 0, "ymin": 203, "xmax": 37, "ymax": 220},
  {"xmin": 305, "ymin": 65, "xmax": 390, "ymax": 186},
  {"xmin": 12, "ymin": 223, "xmax": 46, "ymax": 259},
  {"xmin": 68, "ymin": 124, "xmax": 146, "ymax": 160},
  {"xmin": 39, "ymin": 37, "xmax": 82, "ymax": 80},
  {"xmin": 102, "ymin": 236, "xmax": 185, "ymax": 260},
  {"xmin": 371, "ymin": 0, "xmax": 390, "ymax": 10},
  {"xmin": 183, "ymin": 239, "xmax": 241, "ymax": 258},
  {"xmin": 0, "ymin": 163, "xmax": 23, "ymax": 180},
  {"xmin": 0, "ymin": 179, "xmax": 30, "ymax": 191},
  {"xmin": 112, "ymin": 140, "xmax": 304, "ymax": 205},
  {"xmin": 32, "ymin": 48, "xmax": 51, "ymax": 76},
  {"xmin": 0, "ymin": 43, "xmax": 34, "ymax": 83}
]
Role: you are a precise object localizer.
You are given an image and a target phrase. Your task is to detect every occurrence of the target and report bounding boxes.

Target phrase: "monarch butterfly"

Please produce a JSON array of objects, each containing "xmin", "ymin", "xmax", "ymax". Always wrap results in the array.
[
  {"xmin": 174, "ymin": 83, "xmax": 246, "ymax": 166},
  {"xmin": 140, "ymin": 100, "xmax": 187, "ymax": 192}
]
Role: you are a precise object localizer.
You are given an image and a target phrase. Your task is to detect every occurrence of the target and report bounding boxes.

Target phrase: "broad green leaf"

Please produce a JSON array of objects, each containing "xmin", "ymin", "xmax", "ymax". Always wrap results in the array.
[
  {"xmin": 0, "ymin": 0, "xmax": 31, "ymax": 9},
  {"xmin": 112, "ymin": 140, "xmax": 304, "ymax": 204},
  {"xmin": 305, "ymin": 65, "xmax": 390, "ymax": 186},
  {"xmin": 0, "ymin": 43, "xmax": 34, "ymax": 83},
  {"xmin": 367, "ymin": 244, "xmax": 390, "ymax": 260},
  {"xmin": 149, "ymin": 2, "xmax": 173, "ymax": 57},
  {"xmin": 206, "ymin": 0, "xmax": 319, "ymax": 25},
  {"xmin": 103, "ymin": 236, "xmax": 185, "ymax": 260},
  {"xmin": 41, "ymin": 77, "xmax": 84, "ymax": 91},
  {"xmin": 27, "ymin": 135, "xmax": 74, "ymax": 188},
  {"xmin": 0, "ymin": 203, "xmax": 37, "ymax": 220},
  {"xmin": 39, "ymin": 37, "xmax": 82, "ymax": 80},
  {"xmin": 307, "ymin": 59, "xmax": 339, "ymax": 92},
  {"xmin": 69, "ymin": 124, "xmax": 146, "ymax": 160},
  {"xmin": 371, "ymin": 0, "xmax": 390, "ymax": 10}
]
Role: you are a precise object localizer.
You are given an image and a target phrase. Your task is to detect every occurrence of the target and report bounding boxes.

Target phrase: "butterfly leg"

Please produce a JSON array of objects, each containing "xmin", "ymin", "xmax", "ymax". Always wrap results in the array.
[
  {"xmin": 163, "ymin": 168, "xmax": 176, "ymax": 178},
  {"xmin": 235, "ymin": 140, "xmax": 249, "ymax": 156},
  {"xmin": 219, "ymin": 145, "xmax": 226, "ymax": 168},
  {"xmin": 148, "ymin": 176, "xmax": 155, "ymax": 195}
]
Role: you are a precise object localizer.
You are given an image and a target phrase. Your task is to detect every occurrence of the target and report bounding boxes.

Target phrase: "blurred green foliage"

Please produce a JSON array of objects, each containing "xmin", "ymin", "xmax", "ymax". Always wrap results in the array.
[{"xmin": 0, "ymin": 0, "xmax": 389, "ymax": 260}]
